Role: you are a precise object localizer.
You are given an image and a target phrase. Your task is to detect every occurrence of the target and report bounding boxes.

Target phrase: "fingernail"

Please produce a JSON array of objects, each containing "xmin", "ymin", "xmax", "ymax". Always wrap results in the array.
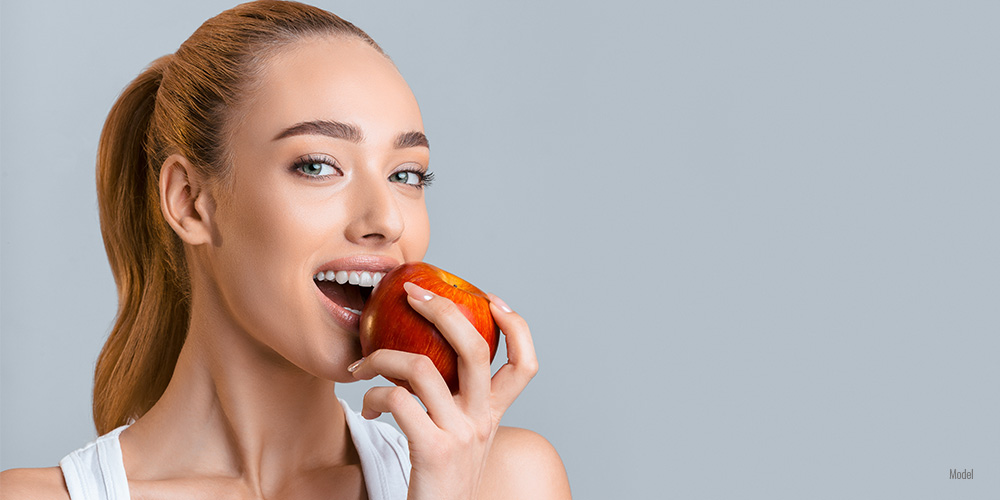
[
  {"xmin": 491, "ymin": 295, "xmax": 513, "ymax": 313},
  {"xmin": 403, "ymin": 281, "xmax": 434, "ymax": 301},
  {"xmin": 348, "ymin": 358, "xmax": 365, "ymax": 373}
]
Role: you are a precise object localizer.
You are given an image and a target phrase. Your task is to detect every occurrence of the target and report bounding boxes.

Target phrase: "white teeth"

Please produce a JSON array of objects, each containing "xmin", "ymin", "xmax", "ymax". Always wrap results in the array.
[
  {"xmin": 314, "ymin": 269, "xmax": 386, "ymax": 288},
  {"xmin": 344, "ymin": 307, "xmax": 362, "ymax": 315}
]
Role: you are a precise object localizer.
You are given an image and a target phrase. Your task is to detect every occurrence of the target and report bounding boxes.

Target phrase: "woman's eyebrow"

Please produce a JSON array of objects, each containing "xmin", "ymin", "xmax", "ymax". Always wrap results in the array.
[
  {"xmin": 394, "ymin": 131, "xmax": 429, "ymax": 149},
  {"xmin": 274, "ymin": 120, "xmax": 429, "ymax": 149},
  {"xmin": 274, "ymin": 120, "xmax": 363, "ymax": 142}
]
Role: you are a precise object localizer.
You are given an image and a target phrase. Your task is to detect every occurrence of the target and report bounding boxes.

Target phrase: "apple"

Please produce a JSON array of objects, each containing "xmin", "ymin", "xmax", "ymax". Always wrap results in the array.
[{"xmin": 359, "ymin": 262, "xmax": 500, "ymax": 392}]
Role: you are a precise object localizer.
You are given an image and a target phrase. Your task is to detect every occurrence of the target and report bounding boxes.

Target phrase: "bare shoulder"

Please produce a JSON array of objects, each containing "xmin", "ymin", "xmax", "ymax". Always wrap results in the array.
[
  {"xmin": 480, "ymin": 426, "xmax": 572, "ymax": 500},
  {"xmin": 0, "ymin": 467, "xmax": 70, "ymax": 500}
]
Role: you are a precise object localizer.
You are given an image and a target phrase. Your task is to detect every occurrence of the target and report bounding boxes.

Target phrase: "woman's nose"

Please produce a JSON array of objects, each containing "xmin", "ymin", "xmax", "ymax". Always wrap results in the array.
[{"xmin": 343, "ymin": 171, "xmax": 404, "ymax": 246}]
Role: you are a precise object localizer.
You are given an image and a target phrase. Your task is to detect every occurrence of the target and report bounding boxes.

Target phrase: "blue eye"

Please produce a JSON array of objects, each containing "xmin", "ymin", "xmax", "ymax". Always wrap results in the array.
[
  {"xmin": 390, "ymin": 171, "xmax": 421, "ymax": 185},
  {"xmin": 299, "ymin": 161, "xmax": 336, "ymax": 176},
  {"xmin": 389, "ymin": 169, "xmax": 434, "ymax": 189},
  {"xmin": 291, "ymin": 155, "xmax": 340, "ymax": 179}
]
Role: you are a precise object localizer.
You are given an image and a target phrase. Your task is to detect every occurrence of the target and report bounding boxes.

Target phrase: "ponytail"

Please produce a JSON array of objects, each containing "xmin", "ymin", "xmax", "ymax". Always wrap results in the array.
[{"xmin": 93, "ymin": 56, "xmax": 190, "ymax": 434}]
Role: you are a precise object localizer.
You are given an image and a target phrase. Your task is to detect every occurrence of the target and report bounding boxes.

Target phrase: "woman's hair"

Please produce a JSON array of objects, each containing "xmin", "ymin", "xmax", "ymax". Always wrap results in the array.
[{"xmin": 94, "ymin": 0, "xmax": 384, "ymax": 434}]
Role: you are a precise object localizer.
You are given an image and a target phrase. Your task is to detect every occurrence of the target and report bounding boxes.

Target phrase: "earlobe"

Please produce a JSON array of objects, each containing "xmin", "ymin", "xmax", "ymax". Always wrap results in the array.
[{"xmin": 159, "ymin": 154, "xmax": 215, "ymax": 246}]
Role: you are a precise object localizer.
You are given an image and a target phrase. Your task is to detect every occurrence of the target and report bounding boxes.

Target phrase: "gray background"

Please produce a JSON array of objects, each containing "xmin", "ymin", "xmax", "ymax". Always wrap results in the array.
[{"xmin": 2, "ymin": 1, "xmax": 998, "ymax": 498}]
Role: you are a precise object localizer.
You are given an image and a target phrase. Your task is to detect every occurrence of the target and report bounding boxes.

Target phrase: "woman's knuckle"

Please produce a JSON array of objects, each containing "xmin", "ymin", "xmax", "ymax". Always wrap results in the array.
[
  {"xmin": 513, "ymin": 316, "xmax": 531, "ymax": 332},
  {"xmin": 366, "ymin": 349, "xmax": 385, "ymax": 365},
  {"xmin": 387, "ymin": 386, "xmax": 410, "ymax": 409},
  {"xmin": 466, "ymin": 337, "xmax": 490, "ymax": 365},
  {"xmin": 410, "ymin": 356, "xmax": 435, "ymax": 377},
  {"xmin": 523, "ymin": 359, "xmax": 540, "ymax": 378}
]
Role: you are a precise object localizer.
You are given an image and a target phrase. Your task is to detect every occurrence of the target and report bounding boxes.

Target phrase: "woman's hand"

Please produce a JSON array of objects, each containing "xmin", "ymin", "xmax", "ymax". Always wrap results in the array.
[{"xmin": 349, "ymin": 282, "xmax": 539, "ymax": 500}]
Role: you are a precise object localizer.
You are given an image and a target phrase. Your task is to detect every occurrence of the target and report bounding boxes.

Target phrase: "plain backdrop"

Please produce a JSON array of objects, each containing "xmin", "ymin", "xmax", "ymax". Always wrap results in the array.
[{"xmin": 2, "ymin": 1, "xmax": 998, "ymax": 498}]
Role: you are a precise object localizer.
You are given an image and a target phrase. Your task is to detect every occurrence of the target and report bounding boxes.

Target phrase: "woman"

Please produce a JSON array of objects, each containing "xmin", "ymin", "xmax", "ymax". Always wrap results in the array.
[{"xmin": 0, "ymin": 2, "xmax": 570, "ymax": 499}]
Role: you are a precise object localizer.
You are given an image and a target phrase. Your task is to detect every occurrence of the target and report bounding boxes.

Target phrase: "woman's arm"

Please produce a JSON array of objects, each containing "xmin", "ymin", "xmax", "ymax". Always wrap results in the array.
[{"xmin": 0, "ymin": 467, "xmax": 70, "ymax": 500}]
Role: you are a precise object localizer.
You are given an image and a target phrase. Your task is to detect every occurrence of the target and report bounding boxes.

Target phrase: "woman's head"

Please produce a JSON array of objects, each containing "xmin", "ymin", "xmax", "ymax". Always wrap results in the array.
[{"xmin": 94, "ymin": 0, "xmax": 429, "ymax": 434}]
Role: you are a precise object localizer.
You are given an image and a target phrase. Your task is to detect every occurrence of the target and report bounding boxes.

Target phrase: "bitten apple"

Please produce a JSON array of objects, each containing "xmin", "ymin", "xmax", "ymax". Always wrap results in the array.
[{"xmin": 359, "ymin": 262, "xmax": 500, "ymax": 392}]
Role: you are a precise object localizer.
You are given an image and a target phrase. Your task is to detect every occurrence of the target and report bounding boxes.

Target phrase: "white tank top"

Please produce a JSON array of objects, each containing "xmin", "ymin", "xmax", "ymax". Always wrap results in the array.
[{"xmin": 58, "ymin": 399, "xmax": 410, "ymax": 500}]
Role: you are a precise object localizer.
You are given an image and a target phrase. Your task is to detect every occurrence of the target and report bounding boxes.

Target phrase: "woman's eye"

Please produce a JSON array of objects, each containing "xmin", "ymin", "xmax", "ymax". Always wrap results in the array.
[
  {"xmin": 298, "ymin": 161, "xmax": 337, "ymax": 177},
  {"xmin": 291, "ymin": 155, "xmax": 341, "ymax": 180},
  {"xmin": 389, "ymin": 170, "xmax": 423, "ymax": 186}
]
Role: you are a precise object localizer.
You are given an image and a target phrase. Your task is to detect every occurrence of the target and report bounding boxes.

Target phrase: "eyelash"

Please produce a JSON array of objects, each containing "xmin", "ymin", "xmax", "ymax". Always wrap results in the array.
[
  {"xmin": 290, "ymin": 154, "xmax": 342, "ymax": 180},
  {"xmin": 290, "ymin": 154, "xmax": 435, "ymax": 189},
  {"xmin": 393, "ymin": 168, "xmax": 435, "ymax": 189}
]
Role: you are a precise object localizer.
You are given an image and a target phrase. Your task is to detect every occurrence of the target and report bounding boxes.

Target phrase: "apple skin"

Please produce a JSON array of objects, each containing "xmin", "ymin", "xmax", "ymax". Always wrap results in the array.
[{"xmin": 359, "ymin": 262, "xmax": 500, "ymax": 393}]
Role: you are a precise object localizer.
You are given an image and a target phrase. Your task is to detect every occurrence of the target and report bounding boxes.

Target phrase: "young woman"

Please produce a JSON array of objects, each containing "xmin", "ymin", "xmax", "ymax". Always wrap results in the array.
[{"xmin": 0, "ymin": 2, "xmax": 570, "ymax": 499}]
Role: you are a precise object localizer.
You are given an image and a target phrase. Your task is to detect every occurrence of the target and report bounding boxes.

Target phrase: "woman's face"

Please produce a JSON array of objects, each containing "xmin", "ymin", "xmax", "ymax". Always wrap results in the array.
[{"xmin": 201, "ymin": 37, "xmax": 430, "ymax": 381}]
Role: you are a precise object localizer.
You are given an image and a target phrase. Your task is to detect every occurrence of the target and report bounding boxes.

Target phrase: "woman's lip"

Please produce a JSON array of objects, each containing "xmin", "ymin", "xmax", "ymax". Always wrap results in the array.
[
  {"xmin": 314, "ymin": 254, "xmax": 401, "ymax": 275},
  {"xmin": 311, "ymin": 255, "xmax": 401, "ymax": 334},
  {"xmin": 314, "ymin": 282, "xmax": 361, "ymax": 334}
]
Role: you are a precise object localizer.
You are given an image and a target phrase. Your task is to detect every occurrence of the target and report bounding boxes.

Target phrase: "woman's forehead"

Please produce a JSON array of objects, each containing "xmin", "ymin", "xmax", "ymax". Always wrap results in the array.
[{"xmin": 242, "ymin": 36, "xmax": 424, "ymax": 144}]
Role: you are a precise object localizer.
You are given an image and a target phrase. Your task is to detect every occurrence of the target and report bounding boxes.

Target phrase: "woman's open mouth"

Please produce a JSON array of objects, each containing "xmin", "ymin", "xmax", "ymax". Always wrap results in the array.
[
  {"xmin": 312, "ymin": 260, "xmax": 396, "ymax": 333},
  {"xmin": 316, "ymin": 270, "xmax": 382, "ymax": 311}
]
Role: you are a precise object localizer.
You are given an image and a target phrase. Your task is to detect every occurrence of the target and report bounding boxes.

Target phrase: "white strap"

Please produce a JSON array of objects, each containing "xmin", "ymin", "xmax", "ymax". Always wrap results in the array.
[
  {"xmin": 340, "ymin": 399, "xmax": 411, "ymax": 500},
  {"xmin": 59, "ymin": 426, "xmax": 131, "ymax": 500}
]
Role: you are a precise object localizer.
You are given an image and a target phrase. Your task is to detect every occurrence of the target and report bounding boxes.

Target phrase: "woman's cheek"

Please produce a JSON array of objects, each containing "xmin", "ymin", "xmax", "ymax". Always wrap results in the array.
[
  {"xmin": 212, "ymin": 198, "xmax": 303, "ymax": 337},
  {"xmin": 403, "ymin": 199, "xmax": 431, "ymax": 259}
]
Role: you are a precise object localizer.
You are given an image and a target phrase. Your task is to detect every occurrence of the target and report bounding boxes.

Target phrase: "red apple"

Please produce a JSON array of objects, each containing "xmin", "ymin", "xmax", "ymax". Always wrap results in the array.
[{"xmin": 359, "ymin": 262, "xmax": 500, "ymax": 392}]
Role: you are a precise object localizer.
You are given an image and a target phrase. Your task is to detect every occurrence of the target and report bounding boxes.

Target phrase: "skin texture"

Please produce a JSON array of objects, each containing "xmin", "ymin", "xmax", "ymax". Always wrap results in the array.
[{"xmin": 1, "ymin": 37, "xmax": 570, "ymax": 500}]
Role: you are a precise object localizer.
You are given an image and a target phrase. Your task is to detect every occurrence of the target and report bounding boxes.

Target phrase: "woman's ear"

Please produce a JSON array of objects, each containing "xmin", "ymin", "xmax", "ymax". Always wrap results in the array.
[{"xmin": 159, "ymin": 154, "xmax": 216, "ymax": 246}]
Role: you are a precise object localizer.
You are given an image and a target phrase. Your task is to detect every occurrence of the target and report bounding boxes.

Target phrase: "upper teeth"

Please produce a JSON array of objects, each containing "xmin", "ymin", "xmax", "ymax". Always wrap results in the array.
[{"xmin": 314, "ymin": 270, "xmax": 384, "ymax": 288}]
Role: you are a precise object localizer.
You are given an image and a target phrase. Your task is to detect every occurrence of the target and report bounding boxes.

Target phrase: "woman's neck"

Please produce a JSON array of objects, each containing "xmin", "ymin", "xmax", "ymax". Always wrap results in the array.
[{"xmin": 118, "ymin": 297, "xmax": 358, "ymax": 494}]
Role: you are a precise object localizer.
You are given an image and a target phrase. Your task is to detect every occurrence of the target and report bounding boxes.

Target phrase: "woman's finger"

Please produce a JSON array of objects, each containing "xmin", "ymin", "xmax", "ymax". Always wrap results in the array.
[
  {"xmin": 403, "ymin": 282, "xmax": 493, "ymax": 407},
  {"xmin": 486, "ymin": 294, "xmax": 539, "ymax": 411},
  {"xmin": 361, "ymin": 385, "xmax": 440, "ymax": 438},
  {"xmin": 350, "ymin": 349, "xmax": 462, "ymax": 427}
]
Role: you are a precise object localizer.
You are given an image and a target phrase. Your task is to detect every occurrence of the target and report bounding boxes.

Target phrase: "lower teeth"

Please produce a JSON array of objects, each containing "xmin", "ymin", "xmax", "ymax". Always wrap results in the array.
[{"xmin": 345, "ymin": 307, "xmax": 362, "ymax": 315}]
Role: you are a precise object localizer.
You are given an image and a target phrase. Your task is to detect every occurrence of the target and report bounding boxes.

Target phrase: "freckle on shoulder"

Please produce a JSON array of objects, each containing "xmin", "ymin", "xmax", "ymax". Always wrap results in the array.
[{"xmin": 0, "ymin": 467, "xmax": 70, "ymax": 500}]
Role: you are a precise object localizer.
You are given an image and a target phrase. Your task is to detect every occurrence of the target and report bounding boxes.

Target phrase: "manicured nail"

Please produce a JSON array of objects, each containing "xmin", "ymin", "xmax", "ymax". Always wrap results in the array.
[
  {"xmin": 403, "ymin": 281, "xmax": 434, "ymax": 301},
  {"xmin": 491, "ymin": 295, "xmax": 513, "ymax": 313},
  {"xmin": 348, "ymin": 358, "xmax": 365, "ymax": 373}
]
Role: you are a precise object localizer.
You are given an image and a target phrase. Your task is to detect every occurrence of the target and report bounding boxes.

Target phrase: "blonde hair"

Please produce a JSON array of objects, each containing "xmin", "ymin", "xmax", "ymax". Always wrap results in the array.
[{"xmin": 94, "ymin": 0, "xmax": 383, "ymax": 434}]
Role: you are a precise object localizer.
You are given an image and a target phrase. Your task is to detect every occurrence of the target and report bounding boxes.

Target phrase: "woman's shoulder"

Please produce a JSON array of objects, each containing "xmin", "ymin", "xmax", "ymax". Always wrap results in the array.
[
  {"xmin": 0, "ymin": 467, "xmax": 70, "ymax": 500},
  {"xmin": 480, "ymin": 426, "xmax": 572, "ymax": 500}
]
